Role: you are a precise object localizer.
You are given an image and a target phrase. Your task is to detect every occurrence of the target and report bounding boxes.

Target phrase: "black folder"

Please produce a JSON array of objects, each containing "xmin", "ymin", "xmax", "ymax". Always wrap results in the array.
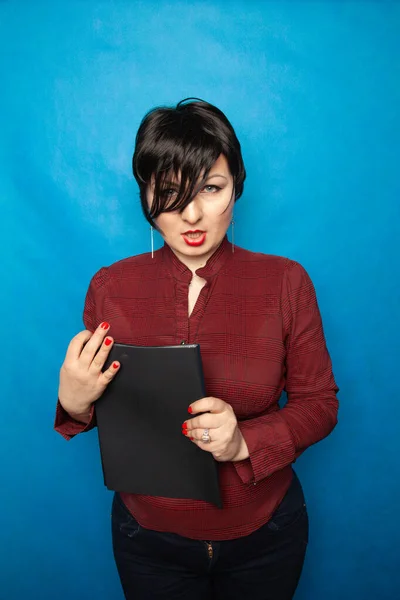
[{"xmin": 96, "ymin": 343, "xmax": 222, "ymax": 507}]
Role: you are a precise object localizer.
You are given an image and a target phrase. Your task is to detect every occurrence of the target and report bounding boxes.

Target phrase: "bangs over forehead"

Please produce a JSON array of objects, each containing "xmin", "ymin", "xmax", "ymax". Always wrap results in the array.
[
  {"xmin": 133, "ymin": 99, "xmax": 246, "ymax": 225},
  {"xmin": 139, "ymin": 113, "xmax": 223, "ymax": 217}
]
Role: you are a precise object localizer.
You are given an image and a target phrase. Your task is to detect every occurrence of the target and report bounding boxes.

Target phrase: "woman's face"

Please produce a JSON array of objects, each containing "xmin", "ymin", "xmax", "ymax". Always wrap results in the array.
[{"xmin": 146, "ymin": 154, "xmax": 234, "ymax": 270}]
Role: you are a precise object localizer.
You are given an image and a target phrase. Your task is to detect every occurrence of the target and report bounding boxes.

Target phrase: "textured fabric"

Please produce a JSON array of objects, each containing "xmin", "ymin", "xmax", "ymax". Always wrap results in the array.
[{"xmin": 54, "ymin": 237, "xmax": 339, "ymax": 540}]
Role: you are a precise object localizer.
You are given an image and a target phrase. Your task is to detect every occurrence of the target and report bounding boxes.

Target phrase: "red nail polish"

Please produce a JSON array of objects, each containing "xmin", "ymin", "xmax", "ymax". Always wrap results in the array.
[
  {"xmin": 188, "ymin": 407, "xmax": 193, "ymax": 414},
  {"xmin": 100, "ymin": 322, "xmax": 110, "ymax": 330},
  {"xmin": 189, "ymin": 437, "xmax": 193, "ymax": 441},
  {"xmin": 104, "ymin": 337, "xmax": 112, "ymax": 346},
  {"xmin": 112, "ymin": 362, "xmax": 118, "ymax": 369},
  {"xmin": 182, "ymin": 430, "xmax": 188, "ymax": 436}
]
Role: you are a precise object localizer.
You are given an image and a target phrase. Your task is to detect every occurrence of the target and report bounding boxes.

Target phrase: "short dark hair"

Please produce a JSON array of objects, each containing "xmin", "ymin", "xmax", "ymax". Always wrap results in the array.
[{"xmin": 132, "ymin": 98, "xmax": 246, "ymax": 227}]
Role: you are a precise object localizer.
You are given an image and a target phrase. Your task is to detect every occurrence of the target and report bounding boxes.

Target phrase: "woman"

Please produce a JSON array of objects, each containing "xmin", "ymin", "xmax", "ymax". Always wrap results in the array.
[{"xmin": 55, "ymin": 98, "xmax": 339, "ymax": 600}]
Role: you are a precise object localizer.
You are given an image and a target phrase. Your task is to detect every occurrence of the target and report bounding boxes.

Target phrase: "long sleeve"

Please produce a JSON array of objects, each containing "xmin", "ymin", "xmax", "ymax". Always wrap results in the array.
[
  {"xmin": 54, "ymin": 267, "xmax": 108, "ymax": 441},
  {"xmin": 54, "ymin": 402, "xmax": 96, "ymax": 441},
  {"xmin": 234, "ymin": 260, "xmax": 339, "ymax": 485}
]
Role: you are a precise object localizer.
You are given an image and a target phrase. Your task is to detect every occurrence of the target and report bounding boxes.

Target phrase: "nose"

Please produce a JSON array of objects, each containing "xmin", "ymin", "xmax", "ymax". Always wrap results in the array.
[{"xmin": 181, "ymin": 197, "xmax": 203, "ymax": 224}]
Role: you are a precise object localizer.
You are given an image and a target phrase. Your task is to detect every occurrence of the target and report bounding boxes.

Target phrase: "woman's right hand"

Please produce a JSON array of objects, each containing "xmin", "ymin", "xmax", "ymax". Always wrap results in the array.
[{"xmin": 58, "ymin": 322, "xmax": 119, "ymax": 423}]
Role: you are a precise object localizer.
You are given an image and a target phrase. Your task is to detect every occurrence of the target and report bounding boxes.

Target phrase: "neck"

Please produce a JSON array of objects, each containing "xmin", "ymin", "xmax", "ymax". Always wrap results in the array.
[
  {"xmin": 170, "ymin": 248, "xmax": 215, "ymax": 275},
  {"xmin": 169, "ymin": 237, "xmax": 226, "ymax": 275}
]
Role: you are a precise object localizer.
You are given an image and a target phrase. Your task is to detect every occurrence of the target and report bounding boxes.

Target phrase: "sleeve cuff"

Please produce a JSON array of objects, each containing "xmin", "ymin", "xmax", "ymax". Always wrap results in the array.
[
  {"xmin": 54, "ymin": 400, "xmax": 96, "ymax": 441},
  {"xmin": 233, "ymin": 457, "xmax": 255, "ymax": 485},
  {"xmin": 234, "ymin": 416, "xmax": 296, "ymax": 484}
]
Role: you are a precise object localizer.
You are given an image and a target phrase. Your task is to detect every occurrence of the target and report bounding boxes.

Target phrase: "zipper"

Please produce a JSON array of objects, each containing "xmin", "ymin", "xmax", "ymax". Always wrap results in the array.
[{"xmin": 206, "ymin": 541, "xmax": 213, "ymax": 559}]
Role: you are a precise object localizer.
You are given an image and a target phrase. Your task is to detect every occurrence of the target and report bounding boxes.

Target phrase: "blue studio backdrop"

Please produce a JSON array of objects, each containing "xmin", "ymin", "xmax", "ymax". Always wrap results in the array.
[{"xmin": 1, "ymin": 1, "xmax": 399, "ymax": 599}]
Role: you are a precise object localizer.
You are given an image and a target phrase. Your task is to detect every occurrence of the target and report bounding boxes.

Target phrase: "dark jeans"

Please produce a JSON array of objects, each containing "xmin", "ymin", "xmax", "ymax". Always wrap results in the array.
[{"xmin": 112, "ymin": 471, "xmax": 308, "ymax": 600}]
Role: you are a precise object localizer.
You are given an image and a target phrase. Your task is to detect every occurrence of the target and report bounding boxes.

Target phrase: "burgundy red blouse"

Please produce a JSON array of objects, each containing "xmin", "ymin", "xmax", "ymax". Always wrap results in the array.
[{"xmin": 55, "ymin": 237, "xmax": 339, "ymax": 540}]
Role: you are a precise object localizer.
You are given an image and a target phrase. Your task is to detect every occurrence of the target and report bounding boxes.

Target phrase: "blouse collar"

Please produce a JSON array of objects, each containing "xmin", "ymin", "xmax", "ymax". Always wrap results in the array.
[{"xmin": 161, "ymin": 236, "xmax": 233, "ymax": 283}]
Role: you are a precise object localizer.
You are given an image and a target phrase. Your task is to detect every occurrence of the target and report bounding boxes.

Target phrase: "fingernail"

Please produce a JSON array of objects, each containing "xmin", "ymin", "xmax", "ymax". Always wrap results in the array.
[
  {"xmin": 100, "ymin": 322, "xmax": 110, "ymax": 330},
  {"xmin": 182, "ymin": 429, "xmax": 188, "ymax": 436},
  {"xmin": 188, "ymin": 407, "xmax": 193, "ymax": 414},
  {"xmin": 112, "ymin": 362, "xmax": 119, "ymax": 369},
  {"xmin": 189, "ymin": 437, "xmax": 193, "ymax": 441},
  {"xmin": 104, "ymin": 337, "xmax": 112, "ymax": 346}
]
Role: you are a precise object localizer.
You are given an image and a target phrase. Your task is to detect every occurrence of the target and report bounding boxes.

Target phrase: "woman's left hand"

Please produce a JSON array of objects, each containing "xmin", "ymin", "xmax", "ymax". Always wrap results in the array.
[{"xmin": 183, "ymin": 397, "xmax": 249, "ymax": 462}]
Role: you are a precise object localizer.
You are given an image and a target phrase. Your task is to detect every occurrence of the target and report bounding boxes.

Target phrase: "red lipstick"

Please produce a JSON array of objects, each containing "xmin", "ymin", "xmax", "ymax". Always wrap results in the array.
[{"xmin": 181, "ymin": 230, "xmax": 207, "ymax": 247}]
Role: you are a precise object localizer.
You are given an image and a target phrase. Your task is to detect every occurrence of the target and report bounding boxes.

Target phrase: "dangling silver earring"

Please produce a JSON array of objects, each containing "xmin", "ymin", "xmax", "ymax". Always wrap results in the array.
[
  {"xmin": 150, "ymin": 225, "xmax": 154, "ymax": 259},
  {"xmin": 231, "ymin": 218, "xmax": 235, "ymax": 253}
]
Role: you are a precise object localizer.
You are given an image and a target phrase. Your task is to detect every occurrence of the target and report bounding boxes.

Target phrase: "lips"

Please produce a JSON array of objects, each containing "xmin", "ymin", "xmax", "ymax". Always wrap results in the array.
[
  {"xmin": 182, "ymin": 230, "xmax": 205, "ymax": 238},
  {"xmin": 182, "ymin": 230, "xmax": 207, "ymax": 247}
]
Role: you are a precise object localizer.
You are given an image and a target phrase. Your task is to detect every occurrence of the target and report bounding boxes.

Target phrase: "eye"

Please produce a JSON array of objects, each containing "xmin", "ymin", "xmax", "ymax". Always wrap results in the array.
[
  {"xmin": 161, "ymin": 188, "xmax": 178, "ymax": 198},
  {"xmin": 202, "ymin": 185, "xmax": 221, "ymax": 193}
]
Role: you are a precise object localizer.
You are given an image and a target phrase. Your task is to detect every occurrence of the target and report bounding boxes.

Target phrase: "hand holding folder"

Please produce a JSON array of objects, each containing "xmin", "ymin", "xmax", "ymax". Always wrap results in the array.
[{"xmin": 96, "ymin": 343, "xmax": 222, "ymax": 507}]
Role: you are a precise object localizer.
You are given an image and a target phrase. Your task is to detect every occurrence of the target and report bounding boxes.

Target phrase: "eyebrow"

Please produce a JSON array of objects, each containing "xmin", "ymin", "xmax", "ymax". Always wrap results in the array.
[
  {"xmin": 206, "ymin": 173, "xmax": 228, "ymax": 181},
  {"xmin": 161, "ymin": 174, "xmax": 228, "ymax": 187},
  {"xmin": 160, "ymin": 180, "xmax": 180, "ymax": 187}
]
